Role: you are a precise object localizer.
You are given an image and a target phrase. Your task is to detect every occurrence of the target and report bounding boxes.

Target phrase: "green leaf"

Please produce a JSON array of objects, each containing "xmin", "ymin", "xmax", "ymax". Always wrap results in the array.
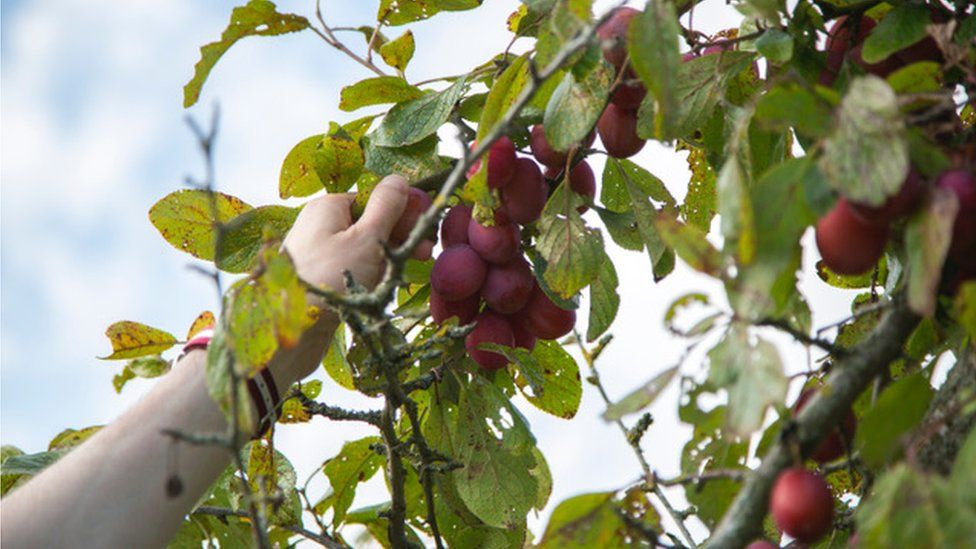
[
  {"xmin": 954, "ymin": 282, "xmax": 976, "ymax": 342},
  {"xmin": 952, "ymin": 428, "xmax": 976, "ymax": 487},
  {"xmin": 113, "ymin": 355, "xmax": 171, "ymax": 393},
  {"xmin": 225, "ymin": 247, "xmax": 310, "ymax": 375},
  {"xmin": 279, "ymin": 135, "xmax": 326, "ymax": 199},
  {"xmin": 339, "ymin": 77, "xmax": 423, "ymax": 112},
  {"xmin": 603, "ymin": 158, "xmax": 674, "ymax": 280},
  {"xmin": 905, "ymin": 187, "xmax": 958, "ymax": 316},
  {"xmin": 756, "ymin": 28, "xmax": 793, "ymax": 64},
  {"xmin": 1, "ymin": 451, "xmax": 64, "ymax": 477},
  {"xmin": 372, "ymin": 78, "xmax": 466, "ymax": 147},
  {"xmin": 856, "ymin": 373, "xmax": 933, "ymax": 468},
  {"xmin": 733, "ymin": 157, "xmax": 816, "ymax": 319},
  {"xmin": 820, "ymin": 76, "xmax": 908, "ymax": 207},
  {"xmin": 452, "ymin": 376, "xmax": 538, "ymax": 529},
  {"xmin": 716, "ymin": 106, "xmax": 757, "ymax": 266},
  {"xmin": 887, "ymin": 61, "xmax": 942, "ymax": 94},
  {"xmin": 708, "ymin": 326, "xmax": 787, "ymax": 435},
  {"xmin": 536, "ymin": 185, "xmax": 604, "ymax": 299},
  {"xmin": 477, "ymin": 55, "xmax": 529, "ymax": 139},
  {"xmin": 629, "ymin": 0, "xmax": 681, "ymax": 138},
  {"xmin": 205, "ymin": 327, "xmax": 255, "ymax": 433},
  {"xmin": 216, "ymin": 205, "xmax": 300, "ymax": 273},
  {"xmin": 537, "ymin": 492, "xmax": 634, "ymax": 549},
  {"xmin": 654, "ymin": 214, "xmax": 723, "ymax": 276},
  {"xmin": 377, "ymin": 0, "xmax": 481, "ymax": 26},
  {"xmin": 596, "ymin": 208, "xmax": 644, "ymax": 251},
  {"xmin": 492, "ymin": 339, "xmax": 583, "ymax": 420},
  {"xmin": 363, "ymin": 135, "xmax": 447, "ymax": 181},
  {"xmin": 603, "ymin": 365, "xmax": 679, "ymax": 421},
  {"xmin": 320, "ymin": 436, "xmax": 384, "ymax": 527},
  {"xmin": 755, "ymin": 83, "xmax": 834, "ymax": 138},
  {"xmin": 816, "ymin": 256, "xmax": 888, "ymax": 289},
  {"xmin": 312, "ymin": 124, "xmax": 366, "ymax": 193},
  {"xmin": 856, "ymin": 464, "xmax": 976, "ymax": 548},
  {"xmin": 184, "ymin": 0, "xmax": 309, "ymax": 107},
  {"xmin": 681, "ymin": 147, "xmax": 717, "ymax": 231},
  {"xmin": 660, "ymin": 51, "xmax": 757, "ymax": 140},
  {"xmin": 149, "ymin": 190, "xmax": 252, "ymax": 260},
  {"xmin": 543, "ymin": 64, "xmax": 612, "ymax": 152},
  {"xmin": 100, "ymin": 321, "xmax": 178, "ymax": 360},
  {"xmin": 861, "ymin": 5, "xmax": 931, "ymax": 64},
  {"xmin": 245, "ymin": 442, "xmax": 302, "ymax": 527},
  {"xmin": 587, "ymin": 251, "xmax": 620, "ymax": 341},
  {"xmin": 379, "ymin": 30, "xmax": 415, "ymax": 72}
]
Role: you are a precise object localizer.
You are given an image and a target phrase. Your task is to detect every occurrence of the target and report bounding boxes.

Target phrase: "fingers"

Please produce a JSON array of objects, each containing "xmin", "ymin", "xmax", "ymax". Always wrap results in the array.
[
  {"xmin": 356, "ymin": 175, "xmax": 409, "ymax": 239},
  {"xmin": 300, "ymin": 193, "xmax": 355, "ymax": 236}
]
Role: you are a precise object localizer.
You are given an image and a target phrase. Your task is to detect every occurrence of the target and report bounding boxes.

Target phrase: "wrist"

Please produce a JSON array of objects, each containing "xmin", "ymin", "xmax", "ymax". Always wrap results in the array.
[{"xmin": 267, "ymin": 309, "xmax": 339, "ymax": 389}]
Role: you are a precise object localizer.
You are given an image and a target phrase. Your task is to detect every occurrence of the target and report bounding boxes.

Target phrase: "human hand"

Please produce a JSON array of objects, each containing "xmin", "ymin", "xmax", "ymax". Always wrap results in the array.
[{"xmin": 271, "ymin": 175, "xmax": 434, "ymax": 384}]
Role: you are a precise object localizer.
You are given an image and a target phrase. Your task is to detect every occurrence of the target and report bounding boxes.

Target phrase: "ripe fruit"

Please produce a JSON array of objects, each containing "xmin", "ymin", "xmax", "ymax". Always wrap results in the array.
[
  {"xmin": 770, "ymin": 468, "xmax": 834, "ymax": 543},
  {"xmin": 481, "ymin": 256, "xmax": 535, "ymax": 314},
  {"xmin": 465, "ymin": 312, "xmax": 515, "ymax": 370},
  {"xmin": 522, "ymin": 286, "xmax": 576, "ymax": 340},
  {"xmin": 391, "ymin": 188, "xmax": 432, "ymax": 242},
  {"xmin": 530, "ymin": 125, "xmax": 568, "ymax": 168},
  {"xmin": 937, "ymin": 169, "xmax": 976, "ymax": 259},
  {"xmin": 441, "ymin": 203, "xmax": 472, "ymax": 247},
  {"xmin": 815, "ymin": 198, "xmax": 888, "ymax": 275},
  {"xmin": 597, "ymin": 103, "xmax": 646, "ymax": 158},
  {"xmin": 597, "ymin": 7, "xmax": 641, "ymax": 70},
  {"xmin": 611, "ymin": 68, "xmax": 646, "ymax": 110},
  {"xmin": 466, "ymin": 137, "xmax": 517, "ymax": 189},
  {"xmin": 745, "ymin": 542, "xmax": 778, "ymax": 549},
  {"xmin": 502, "ymin": 158, "xmax": 548, "ymax": 224},
  {"xmin": 430, "ymin": 244, "xmax": 487, "ymax": 301},
  {"xmin": 848, "ymin": 168, "xmax": 925, "ymax": 226},
  {"xmin": 545, "ymin": 161, "xmax": 596, "ymax": 213},
  {"xmin": 429, "ymin": 289, "xmax": 479, "ymax": 325},
  {"xmin": 820, "ymin": 16, "xmax": 900, "ymax": 86},
  {"xmin": 508, "ymin": 315, "xmax": 537, "ymax": 351},
  {"xmin": 468, "ymin": 218, "xmax": 521, "ymax": 264},
  {"xmin": 794, "ymin": 389, "xmax": 857, "ymax": 463}
]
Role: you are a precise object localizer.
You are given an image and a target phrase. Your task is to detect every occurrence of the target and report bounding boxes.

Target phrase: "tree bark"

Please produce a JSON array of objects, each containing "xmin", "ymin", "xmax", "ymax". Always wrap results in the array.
[{"xmin": 915, "ymin": 344, "xmax": 976, "ymax": 476}]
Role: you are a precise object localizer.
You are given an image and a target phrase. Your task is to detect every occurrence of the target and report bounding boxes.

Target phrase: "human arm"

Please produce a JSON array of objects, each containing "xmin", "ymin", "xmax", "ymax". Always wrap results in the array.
[{"xmin": 0, "ymin": 175, "xmax": 425, "ymax": 548}]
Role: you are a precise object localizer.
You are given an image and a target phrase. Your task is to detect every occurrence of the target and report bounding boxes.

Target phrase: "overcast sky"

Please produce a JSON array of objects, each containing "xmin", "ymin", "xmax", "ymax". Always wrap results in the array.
[{"xmin": 1, "ymin": 0, "xmax": 880, "ymax": 543}]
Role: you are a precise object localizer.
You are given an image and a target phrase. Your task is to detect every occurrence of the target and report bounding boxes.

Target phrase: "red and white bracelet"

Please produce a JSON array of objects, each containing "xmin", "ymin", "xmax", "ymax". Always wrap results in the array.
[{"xmin": 177, "ymin": 328, "xmax": 281, "ymax": 437}]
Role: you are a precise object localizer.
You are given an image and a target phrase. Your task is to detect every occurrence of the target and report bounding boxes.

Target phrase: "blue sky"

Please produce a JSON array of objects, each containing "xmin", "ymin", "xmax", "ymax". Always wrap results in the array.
[{"xmin": 1, "ymin": 0, "xmax": 872, "ymax": 542}]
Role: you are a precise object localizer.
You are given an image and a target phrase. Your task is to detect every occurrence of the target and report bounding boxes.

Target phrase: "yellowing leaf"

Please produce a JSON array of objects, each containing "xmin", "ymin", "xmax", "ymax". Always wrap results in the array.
[
  {"xmin": 187, "ymin": 311, "xmax": 216, "ymax": 339},
  {"xmin": 148, "ymin": 189, "xmax": 252, "ymax": 260},
  {"xmin": 379, "ymin": 30, "xmax": 415, "ymax": 72},
  {"xmin": 100, "ymin": 321, "xmax": 178, "ymax": 360}
]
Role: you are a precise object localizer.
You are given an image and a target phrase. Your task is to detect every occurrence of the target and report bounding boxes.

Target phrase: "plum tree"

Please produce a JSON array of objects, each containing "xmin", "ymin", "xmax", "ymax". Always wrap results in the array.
[
  {"xmin": 501, "ymin": 157, "xmax": 547, "ymax": 224},
  {"xmin": 770, "ymin": 468, "xmax": 834, "ymax": 543},
  {"xmin": 430, "ymin": 244, "xmax": 487, "ymax": 301},
  {"xmin": 815, "ymin": 198, "xmax": 888, "ymax": 275},
  {"xmin": 546, "ymin": 161, "xmax": 596, "ymax": 213},
  {"xmin": 610, "ymin": 71, "xmax": 646, "ymax": 110},
  {"xmin": 441, "ymin": 203, "xmax": 472, "ymax": 247},
  {"xmin": 530, "ymin": 124, "xmax": 568, "ymax": 168},
  {"xmin": 468, "ymin": 217, "xmax": 521, "ymax": 264},
  {"xmin": 522, "ymin": 286, "xmax": 576, "ymax": 340},
  {"xmin": 597, "ymin": 103, "xmax": 645, "ymax": 158},
  {"xmin": 794, "ymin": 389, "xmax": 857, "ymax": 463},
  {"xmin": 429, "ymin": 289, "xmax": 480, "ymax": 325},
  {"xmin": 465, "ymin": 312, "xmax": 515, "ymax": 370},
  {"xmin": 481, "ymin": 256, "xmax": 535, "ymax": 314}
]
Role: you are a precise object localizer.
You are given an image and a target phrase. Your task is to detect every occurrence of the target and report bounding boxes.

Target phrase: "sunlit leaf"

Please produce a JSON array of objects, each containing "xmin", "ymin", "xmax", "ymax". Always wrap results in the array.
[
  {"xmin": 149, "ymin": 190, "xmax": 252, "ymax": 260},
  {"xmin": 100, "ymin": 321, "xmax": 178, "ymax": 360}
]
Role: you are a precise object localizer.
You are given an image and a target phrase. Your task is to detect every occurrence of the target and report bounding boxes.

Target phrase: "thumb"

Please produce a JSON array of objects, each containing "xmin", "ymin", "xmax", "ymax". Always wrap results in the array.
[{"xmin": 356, "ymin": 175, "xmax": 409, "ymax": 239}]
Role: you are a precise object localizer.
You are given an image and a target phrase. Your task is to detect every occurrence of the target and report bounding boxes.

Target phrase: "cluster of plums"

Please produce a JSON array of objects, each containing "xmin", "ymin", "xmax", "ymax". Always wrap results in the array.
[
  {"xmin": 813, "ymin": 13, "xmax": 975, "ymax": 290},
  {"xmin": 428, "ymin": 137, "xmax": 581, "ymax": 370},
  {"xmin": 815, "ymin": 166, "xmax": 975, "ymax": 285}
]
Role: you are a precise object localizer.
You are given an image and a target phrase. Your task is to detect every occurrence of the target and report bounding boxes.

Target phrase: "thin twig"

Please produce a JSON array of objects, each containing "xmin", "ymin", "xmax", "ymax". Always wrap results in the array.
[{"xmin": 194, "ymin": 506, "xmax": 346, "ymax": 548}]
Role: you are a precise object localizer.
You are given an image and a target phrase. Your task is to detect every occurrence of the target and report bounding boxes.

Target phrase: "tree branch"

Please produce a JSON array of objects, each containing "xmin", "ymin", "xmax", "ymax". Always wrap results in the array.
[
  {"xmin": 193, "ymin": 506, "xmax": 347, "ymax": 548},
  {"xmin": 914, "ymin": 345, "xmax": 976, "ymax": 475},
  {"xmin": 706, "ymin": 294, "xmax": 919, "ymax": 548}
]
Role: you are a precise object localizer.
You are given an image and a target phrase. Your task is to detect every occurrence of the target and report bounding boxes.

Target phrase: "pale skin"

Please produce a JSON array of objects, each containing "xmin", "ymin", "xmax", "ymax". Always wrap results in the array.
[{"xmin": 0, "ymin": 175, "xmax": 432, "ymax": 548}]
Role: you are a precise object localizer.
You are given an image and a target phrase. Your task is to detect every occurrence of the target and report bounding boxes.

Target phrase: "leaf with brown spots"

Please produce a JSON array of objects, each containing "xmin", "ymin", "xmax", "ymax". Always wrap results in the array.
[
  {"xmin": 148, "ymin": 189, "xmax": 252, "ymax": 260},
  {"xmin": 317, "ymin": 436, "xmax": 383, "ymax": 527},
  {"xmin": 99, "ymin": 321, "xmax": 178, "ymax": 360},
  {"xmin": 186, "ymin": 311, "xmax": 216, "ymax": 339}
]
